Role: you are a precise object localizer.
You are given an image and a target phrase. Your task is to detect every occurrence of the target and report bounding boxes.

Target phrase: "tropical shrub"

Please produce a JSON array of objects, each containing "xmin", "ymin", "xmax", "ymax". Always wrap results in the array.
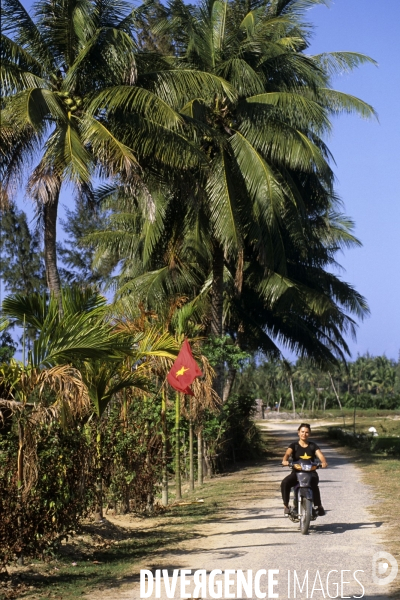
[
  {"xmin": 203, "ymin": 393, "xmax": 265, "ymax": 472},
  {"xmin": 0, "ymin": 423, "xmax": 96, "ymax": 564},
  {"xmin": 102, "ymin": 394, "xmax": 164, "ymax": 514}
]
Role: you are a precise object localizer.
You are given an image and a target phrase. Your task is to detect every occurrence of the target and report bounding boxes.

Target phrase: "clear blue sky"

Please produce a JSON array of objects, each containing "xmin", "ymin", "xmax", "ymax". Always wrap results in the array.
[
  {"xmin": 12, "ymin": 0, "xmax": 400, "ymax": 360},
  {"xmin": 306, "ymin": 0, "xmax": 400, "ymax": 360}
]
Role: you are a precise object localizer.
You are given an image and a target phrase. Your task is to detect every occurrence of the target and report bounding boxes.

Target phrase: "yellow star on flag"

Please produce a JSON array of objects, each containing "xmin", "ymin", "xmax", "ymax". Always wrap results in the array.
[{"xmin": 176, "ymin": 366, "xmax": 190, "ymax": 377}]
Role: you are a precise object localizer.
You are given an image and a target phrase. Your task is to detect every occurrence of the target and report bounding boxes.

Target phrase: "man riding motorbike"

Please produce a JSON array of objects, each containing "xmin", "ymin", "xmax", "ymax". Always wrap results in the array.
[{"xmin": 281, "ymin": 423, "xmax": 328, "ymax": 516}]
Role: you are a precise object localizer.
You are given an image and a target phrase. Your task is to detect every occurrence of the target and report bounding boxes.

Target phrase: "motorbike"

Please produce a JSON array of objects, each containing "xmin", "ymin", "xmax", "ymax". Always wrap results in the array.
[{"xmin": 286, "ymin": 459, "xmax": 321, "ymax": 535}]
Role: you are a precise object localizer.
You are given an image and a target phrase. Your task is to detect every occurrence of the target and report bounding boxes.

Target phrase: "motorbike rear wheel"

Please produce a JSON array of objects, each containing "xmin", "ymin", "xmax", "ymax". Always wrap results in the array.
[{"xmin": 300, "ymin": 497, "xmax": 312, "ymax": 535}]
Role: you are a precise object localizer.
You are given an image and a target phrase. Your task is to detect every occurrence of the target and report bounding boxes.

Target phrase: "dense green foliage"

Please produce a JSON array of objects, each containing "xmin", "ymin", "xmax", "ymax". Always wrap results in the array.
[
  {"xmin": 235, "ymin": 354, "xmax": 400, "ymax": 411},
  {"xmin": 0, "ymin": 332, "xmax": 16, "ymax": 364},
  {"xmin": 203, "ymin": 393, "xmax": 265, "ymax": 469},
  {"xmin": 0, "ymin": 207, "xmax": 46, "ymax": 295},
  {"xmin": 0, "ymin": 424, "xmax": 96, "ymax": 563}
]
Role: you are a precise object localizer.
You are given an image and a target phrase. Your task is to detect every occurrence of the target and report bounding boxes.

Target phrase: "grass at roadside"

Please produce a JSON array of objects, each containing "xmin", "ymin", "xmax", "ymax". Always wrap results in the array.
[
  {"xmin": 1, "ymin": 450, "xmax": 277, "ymax": 600},
  {"xmin": 289, "ymin": 407, "xmax": 400, "ymax": 422},
  {"xmin": 327, "ymin": 412, "xmax": 400, "ymax": 436},
  {"xmin": 315, "ymin": 421, "xmax": 400, "ymax": 599}
]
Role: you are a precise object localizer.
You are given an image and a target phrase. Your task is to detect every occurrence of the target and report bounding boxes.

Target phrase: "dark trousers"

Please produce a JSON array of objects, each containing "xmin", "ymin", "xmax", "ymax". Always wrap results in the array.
[{"xmin": 281, "ymin": 470, "xmax": 321, "ymax": 507}]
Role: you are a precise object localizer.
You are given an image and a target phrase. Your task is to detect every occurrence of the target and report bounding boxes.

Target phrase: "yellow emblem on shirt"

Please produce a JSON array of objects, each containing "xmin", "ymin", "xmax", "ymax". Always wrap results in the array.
[{"xmin": 299, "ymin": 452, "xmax": 312, "ymax": 460}]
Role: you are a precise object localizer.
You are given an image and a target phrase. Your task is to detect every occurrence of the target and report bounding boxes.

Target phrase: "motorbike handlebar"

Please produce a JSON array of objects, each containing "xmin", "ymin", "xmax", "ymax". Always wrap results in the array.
[{"xmin": 282, "ymin": 460, "xmax": 322, "ymax": 468}]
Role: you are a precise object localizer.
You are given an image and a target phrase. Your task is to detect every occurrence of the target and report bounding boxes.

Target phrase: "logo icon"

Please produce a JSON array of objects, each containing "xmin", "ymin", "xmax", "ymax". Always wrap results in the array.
[{"xmin": 372, "ymin": 551, "xmax": 398, "ymax": 586}]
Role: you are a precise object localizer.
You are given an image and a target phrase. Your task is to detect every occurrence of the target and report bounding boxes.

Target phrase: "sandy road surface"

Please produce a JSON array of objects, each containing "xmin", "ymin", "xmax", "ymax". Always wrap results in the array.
[{"xmin": 89, "ymin": 423, "xmax": 398, "ymax": 600}]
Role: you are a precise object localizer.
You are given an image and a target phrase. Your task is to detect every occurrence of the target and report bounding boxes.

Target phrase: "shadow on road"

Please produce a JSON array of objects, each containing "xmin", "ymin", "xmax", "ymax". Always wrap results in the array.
[{"xmin": 310, "ymin": 520, "xmax": 384, "ymax": 535}]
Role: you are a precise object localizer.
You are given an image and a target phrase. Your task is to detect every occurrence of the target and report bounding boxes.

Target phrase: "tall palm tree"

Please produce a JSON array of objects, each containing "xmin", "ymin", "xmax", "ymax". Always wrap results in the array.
[
  {"xmin": 1, "ymin": 0, "xmax": 232, "ymax": 297},
  {"xmin": 90, "ymin": 0, "xmax": 375, "ymax": 325},
  {"xmin": 150, "ymin": 0, "xmax": 376, "ymax": 338}
]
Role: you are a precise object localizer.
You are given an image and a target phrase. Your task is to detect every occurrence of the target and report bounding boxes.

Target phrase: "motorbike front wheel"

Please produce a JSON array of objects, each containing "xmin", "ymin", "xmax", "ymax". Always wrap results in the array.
[{"xmin": 300, "ymin": 497, "xmax": 312, "ymax": 535}]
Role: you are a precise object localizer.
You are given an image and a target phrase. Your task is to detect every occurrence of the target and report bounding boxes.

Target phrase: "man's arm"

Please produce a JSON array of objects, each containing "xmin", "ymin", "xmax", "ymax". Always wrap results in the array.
[
  {"xmin": 316, "ymin": 448, "xmax": 328, "ymax": 468},
  {"xmin": 282, "ymin": 447, "xmax": 293, "ymax": 466}
]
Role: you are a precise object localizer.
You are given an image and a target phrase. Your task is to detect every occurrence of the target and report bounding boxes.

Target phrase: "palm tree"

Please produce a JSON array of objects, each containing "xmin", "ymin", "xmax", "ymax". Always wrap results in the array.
[
  {"xmin": 0, "ymin": 287, "xmax": 120, "ymax": 508},
  {"xmin": 1, "ymin": 0, "xmax": 232, "ymax": 298},
  {"xmin": 78, "ymin": 0, "xmax": 377, "ymax": 402},
  {"xmin": 91, "ymin": 1, "xmax": 374, "ymax": 328},
  {"xmin": 221, "ymin": 207, "xmax": 371, "ymax": 367},
  {"xmin": 150, "ymin": 0, "xmax": 376, "ymax": 337}
]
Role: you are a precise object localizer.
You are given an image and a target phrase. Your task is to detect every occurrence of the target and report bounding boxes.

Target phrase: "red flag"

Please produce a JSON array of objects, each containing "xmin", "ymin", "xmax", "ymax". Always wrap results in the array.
[{"xmin": 167, "ymin": 339, "xmax": 203, "ymax": 396}]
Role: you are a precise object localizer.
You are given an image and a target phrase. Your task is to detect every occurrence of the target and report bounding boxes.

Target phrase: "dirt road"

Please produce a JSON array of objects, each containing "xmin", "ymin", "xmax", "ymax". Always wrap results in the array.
[{"xmin": 89, "ymin": 423, "xmax": 398, "ymax": 600}]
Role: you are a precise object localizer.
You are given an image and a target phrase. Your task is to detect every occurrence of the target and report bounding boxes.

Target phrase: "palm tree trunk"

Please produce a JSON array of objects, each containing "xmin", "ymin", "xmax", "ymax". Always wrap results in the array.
[
  {"xmin": 223, "ymin": 367, "xmax": 236, "ymax": 402},
  {"xmin": 95, "ymin": 428, "xmax": 103, "ymax": 521},
  {"xmin": 17, "ymin": 420, "xmax": 24, "ymax": 491},
  {"xmin": 121, "ymin": 390, "xmax": 130, "ymax": 514},
  {"xmin": 17, "ymin": 419, "xmax": 25, "ymax": 564},
  {"xmin": 211, "ymin": 242, "xmax": 224, "ymax": 397},
  {"xmin": 353, "ymin": 391, "xmax": 358, "ymax": 434},
  {"xmin": 175, "ymin": 392, "xmax": 181, "ymax": 500},
  {"xmin": 197, "ymin": 428, "xmax": 203, "ymax": 486},
  {"xmin": 43, "ymin": 193, "xmax": 62, "ymax": 303},
  {"xmin": 161, "ymin": 389, "xmax": 168, "ymax": 506},
  {"xmin": 204, "ymin": 440, "xmax": 213, "ymax": 477},
  {"xmin": 289, "ymin": 376, "xmax": 296, "ymax": 415},
  {"xmin": 210, "ymin": 242, "xmax": 224, "ymax": 337},
  {"xmin": 329, "ymin": 372, "xmax": 343, "ymax": 410}
]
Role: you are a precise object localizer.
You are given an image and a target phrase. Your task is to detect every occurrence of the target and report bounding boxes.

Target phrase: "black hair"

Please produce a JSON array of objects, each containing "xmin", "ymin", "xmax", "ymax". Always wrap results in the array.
[{"xmin": 298, "ymin": 423, "xmax": 311, "ymax": 432}]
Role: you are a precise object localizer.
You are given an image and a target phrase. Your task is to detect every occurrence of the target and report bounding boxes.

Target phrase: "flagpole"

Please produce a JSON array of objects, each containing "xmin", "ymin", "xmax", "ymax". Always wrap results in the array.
[
  {"xmin": 175, "ymin": 391, "xmax": 182, "ymax": 500},
  {"xmin": 166, "ymin": 338, "xmax": 203, "ymax": 499},
  {"xmin": 189, "ymin": 397, "xmax": 194, "ymax": 492}
]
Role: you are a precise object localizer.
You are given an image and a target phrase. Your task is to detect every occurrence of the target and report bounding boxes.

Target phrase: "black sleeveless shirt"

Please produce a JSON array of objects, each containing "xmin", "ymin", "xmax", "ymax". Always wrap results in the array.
[{"xmin": 289, "ymin": 441, "xmax": 320, "ymax": 462}]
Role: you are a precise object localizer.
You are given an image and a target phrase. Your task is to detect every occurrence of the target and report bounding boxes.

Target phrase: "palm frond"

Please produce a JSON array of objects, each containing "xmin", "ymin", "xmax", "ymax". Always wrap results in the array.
[
  {"xmin": 275, "ymin": 0, "xmax": 329, "ymax": 18},
  {"xmin": 206, "ymin": 151, "xmax": 242, "ymax": 252},
  {"xmin": 1, "ymin": 0, "xmax": 55, "ymax": 69},
  {"xmin": 1, "ymin": 35, "xmax": 48, "ymax": 91},
  {"xmin": 245, "ymin": 91, "xmax": 331, "ymax": 132},
  {"xmin": 34, "ymin": 0, "xmax": 96, "ymax": 67},
  {"xmin": 137, "ymin": 69, "xmax": 236, "ymax": 109},
  {"xmin": 318, "ymin": 88, "xmax": 378, "ymax": 120},
  {"xmin": 44, "ymin": 120, "xmax": 92, "ymax": 182},
  {"xmin": 79, "ymin": 113, "xmax": 138, "ymax": 178},
  {"xmin": 210, "ymin": 0, "xmax": 228, "ymax": 61},
  {"xmin": 215, "ymin": 58, "xmax": 264, "ymax": 96},
  {"xmin": 86, "ymin": 85, "xmax": 183, "ymax": 129},
  {"xmin": 239, "ymin": 118, "xmax": 332, "ymax": 178},
  {"xmin": 229, "ymin": 130, "xmax": 290, "ymax": 218},
  {"xmin": 62, "ymin": 26, "xmax": 138, "ymax": 92},
  {"xmin": 312, "ymin": 52, "xmax": 377, "ymax": 77}
]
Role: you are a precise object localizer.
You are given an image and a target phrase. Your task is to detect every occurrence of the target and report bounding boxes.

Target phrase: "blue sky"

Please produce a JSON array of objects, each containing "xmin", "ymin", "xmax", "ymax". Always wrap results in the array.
[
  {"xmin": 305, "ymin": 0, "xmax": 400, "ymax": 360},
  {"xmin": 10, "ymin": 0, "xmax": 400, "ymax": 360}
]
